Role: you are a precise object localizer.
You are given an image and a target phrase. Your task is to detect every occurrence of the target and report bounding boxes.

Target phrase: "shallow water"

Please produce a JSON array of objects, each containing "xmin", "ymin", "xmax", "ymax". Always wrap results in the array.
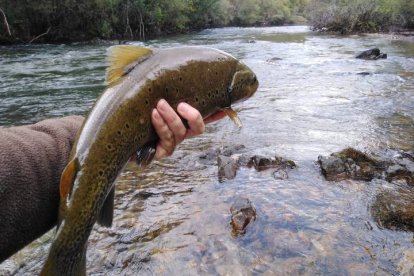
[{"xmin": 1, "ymin": 26, "xmax": 414, "ymax": 275}]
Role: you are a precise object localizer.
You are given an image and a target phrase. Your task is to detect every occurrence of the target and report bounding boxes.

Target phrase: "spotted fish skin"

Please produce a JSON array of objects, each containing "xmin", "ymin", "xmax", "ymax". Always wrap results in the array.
[{"xmin": 40, "ymin": 46, "xmax": 258, "ymax": 275}]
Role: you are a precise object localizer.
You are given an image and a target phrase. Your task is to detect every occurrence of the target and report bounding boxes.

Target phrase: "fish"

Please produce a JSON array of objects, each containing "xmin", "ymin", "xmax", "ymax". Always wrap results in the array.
[{"xmin": 40, "ymin": 45, "xmax": 259, "ymax": 275}]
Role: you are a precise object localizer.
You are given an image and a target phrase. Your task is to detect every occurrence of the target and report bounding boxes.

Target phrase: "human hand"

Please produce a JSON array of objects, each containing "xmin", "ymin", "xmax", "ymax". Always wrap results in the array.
[{"xmin": 151, "ymin": 99, "xmax": 226, "ymax": 160}]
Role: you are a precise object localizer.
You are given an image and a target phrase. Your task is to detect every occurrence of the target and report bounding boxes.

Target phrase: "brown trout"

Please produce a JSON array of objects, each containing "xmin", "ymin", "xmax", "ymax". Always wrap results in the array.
[{"xmin": 40, "ymin": 45, "xmax": 258, "ymax": 275}]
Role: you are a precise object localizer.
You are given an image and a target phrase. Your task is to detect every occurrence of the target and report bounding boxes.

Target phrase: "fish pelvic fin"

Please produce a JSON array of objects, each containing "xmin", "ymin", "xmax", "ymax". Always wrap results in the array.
[
  {"xmin": 97, "ymin": 186, "xmax": 115, "ymax": 227},
  {"xmin": 106, "ymin": 45, "xmax": 153, "ymax": 87},
  {"xmin": 134, "ymin": 140, "xmax": 158, "ymax": 167},
  {"xmin": 60, "ymin": 158, "xmax": 79, "ymax": 200},
  {"xmin": 222, "ymin": 107, "xmax": 242, "ymax": 129}
]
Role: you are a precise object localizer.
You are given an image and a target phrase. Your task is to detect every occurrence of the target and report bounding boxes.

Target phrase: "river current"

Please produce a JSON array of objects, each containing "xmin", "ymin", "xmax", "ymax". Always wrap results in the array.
[{"xmin": 1, "ymin": 26, "xmax": 414, "ymax": 275}]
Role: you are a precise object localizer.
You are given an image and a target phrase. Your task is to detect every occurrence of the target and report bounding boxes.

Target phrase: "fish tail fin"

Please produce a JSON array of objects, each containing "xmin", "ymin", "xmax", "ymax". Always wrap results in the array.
[{"xmin": 40, "ymin": 244, "xmax": 87, "ymax": 276}]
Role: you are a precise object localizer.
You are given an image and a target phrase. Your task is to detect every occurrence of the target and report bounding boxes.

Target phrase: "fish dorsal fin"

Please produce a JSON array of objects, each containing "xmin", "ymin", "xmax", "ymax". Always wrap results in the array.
[
  {"xmin": 60, "ymin": 158, "xmax": 78, "ymax": 200},
  {"xmin": 222, "ymin": 107, "xmax": 242, "ymax": 129},
  {"xmin": 106, "ymin": 45, "xmax": 153, "ymax": 87}
]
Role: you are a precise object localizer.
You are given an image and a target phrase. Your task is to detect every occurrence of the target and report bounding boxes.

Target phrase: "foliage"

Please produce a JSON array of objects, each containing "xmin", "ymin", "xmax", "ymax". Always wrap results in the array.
[
  {"xmin": 0, "ymin": 0, "xmax": 310, "ymax": 43},
  {"xmin": 308, "ymin": 0, "xmax": 414, "ymax": 33},
  {"xmin": 0, "ymin": 0, "xmax": 412, "ymax": 43}
]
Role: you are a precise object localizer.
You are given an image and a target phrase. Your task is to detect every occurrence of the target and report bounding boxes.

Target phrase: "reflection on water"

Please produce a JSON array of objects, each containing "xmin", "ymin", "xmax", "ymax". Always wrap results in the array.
[{"xmin": 1, "ymin": 26, "xmax": 414, "ymax": 275}]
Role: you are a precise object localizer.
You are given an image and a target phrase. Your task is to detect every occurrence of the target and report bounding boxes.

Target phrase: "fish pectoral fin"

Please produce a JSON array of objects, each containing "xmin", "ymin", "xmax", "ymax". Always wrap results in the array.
[
  {"xmin": 135, "ymin": 140, "xmax": 158, "ymax": 167},
  {"xmin": 106, "ymin": 45, "xmax": 153, "ymax": 87},
  {"xmin": 97, "ymin": 186, "xmax": 115, "ymax": 227},
  {"xmin": 60, "ymin": 158, "xmax": 78, "ymax": 200},
  {"xmin": 222, "ymin": 107, "xmax": 242, "ymax": 129}
]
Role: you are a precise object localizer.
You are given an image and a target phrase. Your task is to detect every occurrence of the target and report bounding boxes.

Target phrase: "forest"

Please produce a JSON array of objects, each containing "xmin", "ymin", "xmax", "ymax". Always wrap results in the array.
[{"xmin": 0, "ymin": 0, "xmax": 413, "ymax": 44}]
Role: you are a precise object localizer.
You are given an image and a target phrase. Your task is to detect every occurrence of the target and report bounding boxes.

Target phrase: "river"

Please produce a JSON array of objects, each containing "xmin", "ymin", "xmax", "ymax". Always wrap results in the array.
[{"xmin": 1, "ymin": 26, "xmax": 414, "ymax": 275}]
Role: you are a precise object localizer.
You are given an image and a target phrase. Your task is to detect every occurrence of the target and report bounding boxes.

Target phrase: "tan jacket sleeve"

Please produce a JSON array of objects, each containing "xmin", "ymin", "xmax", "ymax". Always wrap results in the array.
[{"xmin": 0, "ymin": 116, "xmax": 84, "ymax": 262}]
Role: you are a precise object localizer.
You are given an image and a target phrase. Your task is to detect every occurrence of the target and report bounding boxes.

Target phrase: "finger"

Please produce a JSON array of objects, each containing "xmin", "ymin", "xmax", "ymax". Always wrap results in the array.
[
  {"xmin": 151, "ymin": 108, "xmax": 175, "ymax": 160},
  {"xmin": 204, "ymin": 110, "xmax": 227, "ymax": 124},
  {"xmin": 156, "ymin": 99, "xmax": 187, "ymax": 145},
  {"xmin": 177, "ymin": 103, "xmax": 205, "ymax": 138}
]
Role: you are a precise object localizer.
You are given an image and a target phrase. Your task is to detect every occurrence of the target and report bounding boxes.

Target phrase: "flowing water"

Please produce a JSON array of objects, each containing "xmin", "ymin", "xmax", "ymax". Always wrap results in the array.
[{"xmin": 1, "ymin": 26, "xmax": 414, "ymax": 275}]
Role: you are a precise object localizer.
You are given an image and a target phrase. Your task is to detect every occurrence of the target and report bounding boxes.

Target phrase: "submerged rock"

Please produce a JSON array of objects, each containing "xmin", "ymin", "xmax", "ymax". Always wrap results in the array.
[
  {"xmin": 217, "ymin": 155, "xmax": 239, "ymax": 182},
  {"xmin": 230, "ymin": 197, "xmax": 256, "ymax": 235},
  {"xmin": 273, "ymin": 168, "xmax": 289, "ymax": 180},
  {"xmin": 267, "ymin": 57, "xmax": 282, "ymax": 63},
  {"xmin": 356, "ymin": 72, "xmax": 372, "ymax": 76},
  {"xmin": 371, "ymin": 186, "xmax": 414, "ymax": 232},
  {"xmin": 398, "ymin": 249, "xmax": 414, "ymax": 275},
  {"xmin": 355, "ymin": 48, "xmax": 387, "ymax": 60}
]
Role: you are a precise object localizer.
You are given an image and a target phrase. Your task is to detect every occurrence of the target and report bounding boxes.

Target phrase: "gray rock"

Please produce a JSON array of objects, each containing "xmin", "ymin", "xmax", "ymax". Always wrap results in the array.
[{"xmin": 317, "ymin": 155, "xmax": 347, "ymax": 181}]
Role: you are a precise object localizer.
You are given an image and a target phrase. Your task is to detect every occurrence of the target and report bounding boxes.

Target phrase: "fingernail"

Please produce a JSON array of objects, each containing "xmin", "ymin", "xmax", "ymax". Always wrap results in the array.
[
  {"xmin": 152, "ymin": 108, "xmax": 160, "ymax": 120},
  {"xmin": 177, "ymin": 103, "xmax": 189, "ymax": 113},
  {"xmin": 157, "ymin": 99, "xmax": 167, "ymax": 111}
]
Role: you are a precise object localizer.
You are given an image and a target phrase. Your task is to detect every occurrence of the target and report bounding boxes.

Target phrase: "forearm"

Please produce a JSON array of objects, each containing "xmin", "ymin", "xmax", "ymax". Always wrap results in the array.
[{"xmin": 0, "ymin": 116, "xmax": 84, "ymax": 262}]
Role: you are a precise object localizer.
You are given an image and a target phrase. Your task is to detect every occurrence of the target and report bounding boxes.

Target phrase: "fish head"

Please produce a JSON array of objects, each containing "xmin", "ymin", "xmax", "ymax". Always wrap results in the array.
[{"xmin": 227, "ymin": 62, "xmax": 259, "ymax": 105}]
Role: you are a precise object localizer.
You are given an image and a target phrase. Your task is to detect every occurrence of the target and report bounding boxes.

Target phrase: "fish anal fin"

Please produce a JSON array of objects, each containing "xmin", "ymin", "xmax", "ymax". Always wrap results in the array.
[
  {"xmin": 97, "ymin": 186, "xmax": 115, "ymax": 227},
  {"xmin": 222, "ymin": 107, "xmax": 242, "ymax": 129},
  {"xmin": 60, "ymin": 158, "xmax": 78, "ymax": 200},
  {"xmin": 106, "ymin": 45, "xmax": 153, "ymax": 87},
  {"xmin": 134, "ymin": 140, "xmax": 157, "ymax": 167}
]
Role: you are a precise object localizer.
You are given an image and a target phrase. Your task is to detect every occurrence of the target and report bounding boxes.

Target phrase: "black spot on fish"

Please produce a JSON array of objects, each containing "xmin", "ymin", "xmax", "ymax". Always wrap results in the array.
[
  {"xmin": 195, "ymin": 97, "xmax": 199, "ymax": 102},
  {"xmin": 99, "ymin": 170, "xmax": 104, "ymax": 176},
  {"xmin": 179, "ymin": 77, "xmax": 182, "ymax": 81},
  {"xmin": 117, "ymin": 130, "xmax": 122, "ymax": 135},
  {"xmin": 125, "ymin": 123, "xmax": 130, "ymax": 129},
  {"xmin": 145, "ymin": 99, "xmax": 149, "ymax": 105},
  {"xmin": 215, "ymin": 89, "xmax": 219, "ymax": 95},
  {"xmin": 165, "ymin": 87, "xmax": 169, "ymax": 93},
  {"xmin": 149, "ymin": 88, "xmax": 152, "ymax": 92},
  {"xmin": 107, "ymin": 144, "xmax": 112, "ymax": 150}
]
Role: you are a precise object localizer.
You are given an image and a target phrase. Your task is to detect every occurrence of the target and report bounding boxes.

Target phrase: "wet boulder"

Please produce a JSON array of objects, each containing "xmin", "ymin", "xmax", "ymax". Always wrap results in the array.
[
  {"xmin": 247, "ymin": 155, "xmax": 296, "ymax": 172},
  {"xmin": 318, "ymin": 148, "xmax": 383, "ymax": 181},
  {"xmin": 371, "ymin": 186, "xmax": 414, "ymax": 232},
  {"xmin": 246, "ymin": 155, "xmax": 296, "ymax": 180},
  {"xmin": 230, "ymin": 197, "xmax": 256, "ymax": 235},
  {"xmin": 385, "ymin": 152, "xmax": 414, "ymax": 185},
  {"xmin": 317, "ymin": 155, "xmax": 347, "ymax": 181},
  {"xmin": 355, "ymin": 48, "xmax": 387, "ymax": 60}
]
